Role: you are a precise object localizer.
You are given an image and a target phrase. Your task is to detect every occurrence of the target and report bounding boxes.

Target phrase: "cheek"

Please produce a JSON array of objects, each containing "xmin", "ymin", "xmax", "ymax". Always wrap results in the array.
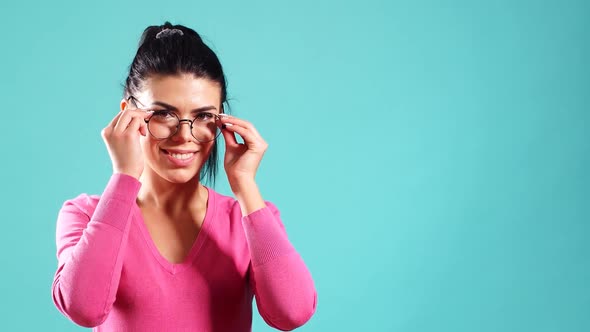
[
  {"xmin": 201, "ymin": 141, "xmax": 216, "ymax": 156},
  {"xmin": 139, "ymin": 136, "xmax": 160, "ymax": 159}
]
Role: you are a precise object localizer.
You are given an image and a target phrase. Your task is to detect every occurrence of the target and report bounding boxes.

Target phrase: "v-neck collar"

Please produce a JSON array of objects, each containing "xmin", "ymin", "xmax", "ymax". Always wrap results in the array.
[{"xmin": 132, "ymin": 186, "xmax": 216, "ymax": 275}]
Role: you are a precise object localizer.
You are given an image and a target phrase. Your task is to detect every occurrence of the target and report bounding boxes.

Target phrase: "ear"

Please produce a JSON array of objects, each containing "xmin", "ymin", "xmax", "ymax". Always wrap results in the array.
[{"xmin": 120, "ymin": 98, "xmax": 129, "ymax": 111}]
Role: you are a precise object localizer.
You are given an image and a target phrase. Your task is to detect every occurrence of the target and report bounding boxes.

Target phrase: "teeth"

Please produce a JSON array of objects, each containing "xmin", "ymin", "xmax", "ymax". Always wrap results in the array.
[{"xmin": 170, "ymin": 152, "xmax": 194, "ymax": 160}]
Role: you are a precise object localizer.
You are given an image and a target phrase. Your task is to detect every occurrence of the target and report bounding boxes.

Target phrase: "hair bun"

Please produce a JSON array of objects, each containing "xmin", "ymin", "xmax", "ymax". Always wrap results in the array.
[{"xmin": 155, "ymin": 28, "xmax": 184, "ymax": 39}]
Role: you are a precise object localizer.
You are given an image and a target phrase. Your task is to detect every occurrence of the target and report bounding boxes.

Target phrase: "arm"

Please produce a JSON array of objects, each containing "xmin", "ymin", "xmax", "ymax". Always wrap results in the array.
[
  {"xmin": 51, "ymin": 173, "xmax": 141, "ymax": 327},
  {"xmin": 238, "ymin": 191, "xmax": 317, "ymax": 331},
  {"xmin": 220, "ymin": 115, "xmax": 317, "ymax": 329}
]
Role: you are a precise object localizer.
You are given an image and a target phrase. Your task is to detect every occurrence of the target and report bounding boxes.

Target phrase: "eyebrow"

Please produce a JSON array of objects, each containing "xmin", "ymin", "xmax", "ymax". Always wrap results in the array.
[{"xmin": 151, "ymin": 101, "xmax": 218, "ymax": 113}]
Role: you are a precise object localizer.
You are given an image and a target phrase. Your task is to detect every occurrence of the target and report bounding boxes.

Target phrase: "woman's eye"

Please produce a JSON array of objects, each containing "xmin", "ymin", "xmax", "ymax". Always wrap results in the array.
[
  {"xmin": 195, "ymin": 112, "xmax": 215, "ymax": 121},
  {"xmin": 153, "ymin": 110, "xmax": 174, "ymax": 118}
]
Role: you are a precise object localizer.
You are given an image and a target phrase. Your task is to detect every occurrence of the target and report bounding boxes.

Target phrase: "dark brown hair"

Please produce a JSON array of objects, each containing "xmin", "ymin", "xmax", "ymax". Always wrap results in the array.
[{"xmin": 122, "ymin": 21, "xmax": 228, "ymax": 186}]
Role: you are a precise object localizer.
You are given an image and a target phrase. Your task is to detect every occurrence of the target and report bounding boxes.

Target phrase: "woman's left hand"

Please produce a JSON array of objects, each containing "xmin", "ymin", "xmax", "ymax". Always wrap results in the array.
[{"xmin": 218, "ymin": 114, "xmax": 268, "ymax": 193}]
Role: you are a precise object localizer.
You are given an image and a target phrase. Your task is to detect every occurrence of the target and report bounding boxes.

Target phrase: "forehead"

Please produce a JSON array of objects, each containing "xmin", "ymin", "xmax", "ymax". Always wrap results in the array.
[{"xmin": 139, "ymin": 73, "xmax": 221, "ymax": 107}]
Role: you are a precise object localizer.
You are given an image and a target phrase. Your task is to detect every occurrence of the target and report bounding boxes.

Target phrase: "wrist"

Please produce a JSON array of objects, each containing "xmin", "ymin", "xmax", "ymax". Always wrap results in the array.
[
  {"xmin": 114, "ymin": 168, "xmax": 142, "ymax": 180},
  {"xmin": 228, "ymin": 176, "xmax": 256, "ymax": 195},
  {"xmin": 230, "ymin": 180, "xmax": 266, "ymax": 216}
]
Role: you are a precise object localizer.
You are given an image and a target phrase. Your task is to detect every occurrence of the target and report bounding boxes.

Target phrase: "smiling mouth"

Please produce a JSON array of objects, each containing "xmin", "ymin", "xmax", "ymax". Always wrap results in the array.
[{"xmin": 160, "ymin": 149, "xmax": 196, "ymax": 160}]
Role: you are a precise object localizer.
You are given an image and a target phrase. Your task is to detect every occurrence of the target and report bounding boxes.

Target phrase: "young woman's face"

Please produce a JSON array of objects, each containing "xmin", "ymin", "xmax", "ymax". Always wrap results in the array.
[{"xmin": 125, "ymin": 73, "xmax": 222, "ymax": 184}]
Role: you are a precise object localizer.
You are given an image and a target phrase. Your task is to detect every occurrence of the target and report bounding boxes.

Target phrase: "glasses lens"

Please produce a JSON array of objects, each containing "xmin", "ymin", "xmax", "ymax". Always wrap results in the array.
[
  {"xmin": 192, "ymin": 113, "xmax": 221, "ymax": 142},
  {"xmin": 148, "ymin": 111, "xmax": 178, "ymax": 139}
]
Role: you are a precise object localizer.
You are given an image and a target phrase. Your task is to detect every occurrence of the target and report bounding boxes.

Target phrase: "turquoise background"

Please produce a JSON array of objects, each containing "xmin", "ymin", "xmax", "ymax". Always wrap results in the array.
[{"xmin": 1, "ymin": 0, "xmax": 588, "ymax": 331}]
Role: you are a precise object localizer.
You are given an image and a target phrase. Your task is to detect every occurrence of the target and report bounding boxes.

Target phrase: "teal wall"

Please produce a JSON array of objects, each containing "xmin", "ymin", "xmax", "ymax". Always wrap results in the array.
[{"xmin": 1, "ymin": 0, "xmax": 588, "ymax": 331}]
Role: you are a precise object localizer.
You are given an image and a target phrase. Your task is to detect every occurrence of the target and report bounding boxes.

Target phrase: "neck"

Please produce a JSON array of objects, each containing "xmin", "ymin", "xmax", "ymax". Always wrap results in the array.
[{"xmin": 136, "ymin": 168, "xmax": 207, "ymax": 217}]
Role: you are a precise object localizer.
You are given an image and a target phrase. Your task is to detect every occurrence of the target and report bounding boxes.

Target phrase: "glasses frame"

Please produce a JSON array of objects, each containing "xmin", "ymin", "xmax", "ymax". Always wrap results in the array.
[{"xmin": 127, "ymin": 95, "xmax": 222, "ymax": 143}]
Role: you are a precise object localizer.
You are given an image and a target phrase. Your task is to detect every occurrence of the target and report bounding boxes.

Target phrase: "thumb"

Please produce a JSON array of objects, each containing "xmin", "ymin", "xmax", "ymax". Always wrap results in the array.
[
  {"xmin": 221, "ymin": 124, "xmax": 238, "ymax": 147},
  {"xmin": 140, "ymin": 122, "xmax": 147, "ymax": 136}
]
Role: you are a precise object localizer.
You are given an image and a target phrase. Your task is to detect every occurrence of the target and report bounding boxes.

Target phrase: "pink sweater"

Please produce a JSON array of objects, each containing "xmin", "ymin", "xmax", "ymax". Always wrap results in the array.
[{"xmin": 51, "ymin": 173, "xmax": 317, "ymax": 331}]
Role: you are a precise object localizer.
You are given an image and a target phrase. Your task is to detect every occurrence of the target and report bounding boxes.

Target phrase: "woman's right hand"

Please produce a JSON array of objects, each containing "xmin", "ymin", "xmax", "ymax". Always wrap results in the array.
[{"xmin": 101, "ymin": 107, "xmax": 152, "ymax": 179}]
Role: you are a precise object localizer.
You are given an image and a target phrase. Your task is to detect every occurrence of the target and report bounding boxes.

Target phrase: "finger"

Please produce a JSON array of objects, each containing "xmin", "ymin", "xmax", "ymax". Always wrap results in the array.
[
  {"xmin": 139, "ymin": 120, "xmax": 148, "ymax": 136},
  {"xmin": 108, "ymin": 110, "xmax": 124, "ymax": 129},
  {"xmin": 220, "ymin": 123, "xmax": 239, "ymax": 147},
  {"xmin": 126, "ymin": 116, "xmax": 143, "ymax": 136},
  {"xmin": 113, "ymin": 111, "xmax": 132, "ymax": 134},
  {"xmin": 114, "ymin": 109, "xmax": 151, "ymax": 134},
  {"xmin": 223, "ymin": 124, "xmax": 259, "ymax": 146},
  {"xmin": 219, "ymin": 115, "xmax": 250, "ymax": 128},
  {"xmin": 109, "ymin": 102, "xmax": 141, "ymax": 129},
  {"xmin": 219, "ymin": 116, "xmax": 262, "ymax": 139},
  {"xmin": 139, "ymin": 110, "xmax": 152, "ymax": 136}
]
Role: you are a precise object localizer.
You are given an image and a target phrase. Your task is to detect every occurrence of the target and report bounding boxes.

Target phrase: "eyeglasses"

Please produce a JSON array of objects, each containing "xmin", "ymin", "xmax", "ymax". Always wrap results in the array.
[{"xmin": 127, "ymin": 96, "xmax": 222, "ymax": 142}]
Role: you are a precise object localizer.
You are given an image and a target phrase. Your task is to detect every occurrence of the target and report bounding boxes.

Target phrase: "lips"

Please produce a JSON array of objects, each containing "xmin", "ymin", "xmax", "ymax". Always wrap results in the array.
[{"xmin": 160, "ymin": 148, "xmax": 198, "ymax": 163}]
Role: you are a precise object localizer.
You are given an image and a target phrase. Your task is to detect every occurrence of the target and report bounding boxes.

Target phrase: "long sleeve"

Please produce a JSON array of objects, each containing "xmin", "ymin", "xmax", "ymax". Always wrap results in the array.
[
  {"xmin": 241, "ymin": 202, "xmax": 317, "ymax": 331},
  {"xmin": 51, "ymin": 173, "xmax": 141, "ymax": 328}
]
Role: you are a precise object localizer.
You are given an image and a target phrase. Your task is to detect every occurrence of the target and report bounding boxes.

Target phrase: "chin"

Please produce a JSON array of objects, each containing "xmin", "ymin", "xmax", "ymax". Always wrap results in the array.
[
  {"xmin": 151, "ymin": 157, "xmax": 204, "ymax": 184},
  {"xmin": 157, "ymin": 168, "xmax": 201, "ymax": 184}
]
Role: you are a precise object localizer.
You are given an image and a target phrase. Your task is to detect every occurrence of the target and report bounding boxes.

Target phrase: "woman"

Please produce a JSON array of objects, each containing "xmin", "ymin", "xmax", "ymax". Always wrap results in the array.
[{"xmin": 51, "ymin": 22, "xmax": 317, "ymax": 331}]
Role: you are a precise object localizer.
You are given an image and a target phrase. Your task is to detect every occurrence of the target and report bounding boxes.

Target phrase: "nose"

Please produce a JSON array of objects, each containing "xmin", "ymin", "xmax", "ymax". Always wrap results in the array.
[{"xmin": 171, "ymin": 119, "xmax": 194, "ymax": 142}]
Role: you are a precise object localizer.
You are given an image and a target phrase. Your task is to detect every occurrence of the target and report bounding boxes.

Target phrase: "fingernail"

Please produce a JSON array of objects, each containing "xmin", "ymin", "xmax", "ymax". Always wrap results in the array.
[
  {"xmin": 224, "ymin": 123, "xmax": 233, "ymax": 127},
  {"xmin": 218, "ymin": 113, "xmax": 231, "ymax": 118}
]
